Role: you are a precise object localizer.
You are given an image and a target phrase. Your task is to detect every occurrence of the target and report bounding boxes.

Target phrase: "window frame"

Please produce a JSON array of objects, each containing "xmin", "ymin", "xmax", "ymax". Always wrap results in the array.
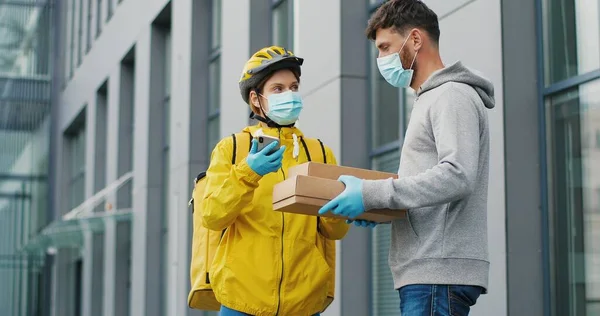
[
  {"xmin": 207, "ymin": 0, "xmax": 222, "ymax": 153},
  {"xmin": 159, "ymin": 26, "xmax": 172, "ymax": 316},
  {"xmin": 77, "ymin": 0, "xmax": 83, "ymax": 66},
  {"xmin": 86, "ymin": 0, "xmax": 93, "ymax": 52},
  {"xmin": 535, "ymin": 0, "xmax": 600, "ymax": 313},
  {"xmin": 270, "ymin": 0, "xmax": 294, "ymax": 50},
  {"xmin": 67, "ymin": 126, "xmax": 86, "ymax": 211},
  {"xmin": 69, "ymin": 0, "xmax": 76, "ymax": 78},
  {"xmin": 367, "ymin": 0, "xmax": 406, "ymax": 160},
  {"xmin": 96, "ymin": 0, "xmax": 103, "ymax": 38},
  {"xmin": 107, "ymin": 0, "xmax": 113, "ymax": 21}
]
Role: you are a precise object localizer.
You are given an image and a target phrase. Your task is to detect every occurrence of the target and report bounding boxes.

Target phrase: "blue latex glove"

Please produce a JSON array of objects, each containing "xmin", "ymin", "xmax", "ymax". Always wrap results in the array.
[
  {"xmin": 318, "ymin": 175, "xmax": 365, "ymax": 219},
  {"xmin": 346, "ymin": 219, "xmax": 378, "ymax": 228},
  {"xmin": 246, "ymin": 139, "xmax": 286, "ymax": 176}
]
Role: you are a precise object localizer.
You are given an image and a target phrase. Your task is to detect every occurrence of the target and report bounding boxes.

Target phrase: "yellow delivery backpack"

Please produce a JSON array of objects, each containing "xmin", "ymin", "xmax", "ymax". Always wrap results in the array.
[{"xmin": 187, "ymin": 132, "xmax": 336, "ymax": 311}]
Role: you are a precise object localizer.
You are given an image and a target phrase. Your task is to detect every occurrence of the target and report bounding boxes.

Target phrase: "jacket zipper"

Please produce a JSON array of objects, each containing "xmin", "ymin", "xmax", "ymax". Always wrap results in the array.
[{"xmin": 275, "ymin": 128, "xmax": 285, "ymax": 315}]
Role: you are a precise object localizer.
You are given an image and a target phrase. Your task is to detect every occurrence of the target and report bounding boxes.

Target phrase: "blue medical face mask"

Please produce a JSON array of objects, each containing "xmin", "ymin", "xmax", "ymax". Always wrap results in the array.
[
  {"xmin": 261, "ymin": 91, "xmax": 304, "ymax": 125},
  {"xmin": 376, "ymin": 36, "xmax": 418, "ymax": 88}
]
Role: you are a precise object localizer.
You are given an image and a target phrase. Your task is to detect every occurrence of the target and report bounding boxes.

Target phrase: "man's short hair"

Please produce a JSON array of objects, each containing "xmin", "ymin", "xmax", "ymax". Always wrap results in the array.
[{"xmin": 366, "ymin": 0, "xmax": 440, "ymax": 44}]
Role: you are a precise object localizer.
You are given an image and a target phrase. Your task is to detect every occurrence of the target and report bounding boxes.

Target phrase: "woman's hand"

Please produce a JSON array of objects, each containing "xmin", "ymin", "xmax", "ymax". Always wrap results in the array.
[{"xmin": 246, "ymin": 139, "xmax": 286, "ymax": 176}]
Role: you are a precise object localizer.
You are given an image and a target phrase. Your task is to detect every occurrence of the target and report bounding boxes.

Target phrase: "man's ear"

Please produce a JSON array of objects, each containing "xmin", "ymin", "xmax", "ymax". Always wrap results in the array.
[{"xmin": 411, "ymin": 29, "xmax": 423, "ymax": 51}]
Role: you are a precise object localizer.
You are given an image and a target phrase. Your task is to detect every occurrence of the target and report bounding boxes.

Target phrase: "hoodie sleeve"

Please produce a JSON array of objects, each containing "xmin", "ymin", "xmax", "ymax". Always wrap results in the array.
[
  {"xmin": 317, "ymin": 147, "xmax": 350, "ymax": 240},
  {"xmin": 201, "ymin": 137, "xmax": 262, "ymax": 231},
  {"xmin": 362, "ymin": 88, "xmax": 482, "ymax": 211}
]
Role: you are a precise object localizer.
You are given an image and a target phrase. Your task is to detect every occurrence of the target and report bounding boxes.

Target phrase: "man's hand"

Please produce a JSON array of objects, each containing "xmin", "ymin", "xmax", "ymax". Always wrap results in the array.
[
  {"xmin": 346, "ymin": 219, "xmax": 378, "ymax": 228},
  {"xmin": 318, "ymin": 175, "xmax": 365, "ymax": 219}
]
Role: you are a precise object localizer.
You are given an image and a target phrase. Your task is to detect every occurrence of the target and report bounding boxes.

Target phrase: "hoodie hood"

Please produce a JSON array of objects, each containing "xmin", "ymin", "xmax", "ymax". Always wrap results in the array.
[{"xmin": 418, "ymin": 61, "xmax": 495, "ymax": 109}]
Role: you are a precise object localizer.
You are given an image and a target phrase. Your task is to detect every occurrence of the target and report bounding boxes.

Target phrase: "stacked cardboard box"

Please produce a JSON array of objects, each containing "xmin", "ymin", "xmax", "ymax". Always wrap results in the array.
[{"xmin": 272, "ymin": 162, "xmax": 407, "ymax": 223}]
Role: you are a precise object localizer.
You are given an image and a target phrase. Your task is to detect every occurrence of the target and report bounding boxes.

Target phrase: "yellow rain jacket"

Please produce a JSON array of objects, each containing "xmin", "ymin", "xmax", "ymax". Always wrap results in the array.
[{"xmin": 201, "ymin": 125, "xmax": 349, "ymax": 316}]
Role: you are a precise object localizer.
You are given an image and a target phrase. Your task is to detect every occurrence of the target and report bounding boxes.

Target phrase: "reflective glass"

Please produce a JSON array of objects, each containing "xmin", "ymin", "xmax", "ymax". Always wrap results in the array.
[
  {"xmin": 96, "ymin": 0, "xmax": 103, "ymax": 36},
  {"xmin": 371, "ymin": 149, "xmax": 401, "ymax": 316},
  {"xmin": 370, "ymin": 45, "xmax": 400, "ymax": 148},
  {"xmin": 272, "ymin": 0, "xmax": 292, "ymax": 49},
  {"xmin": 87, "ymin": 0, "xmax": 93, "ymax": 52},
  {"xmin": 542, "ymin": 0, "xmax": 600, "ymax": 85},
  {"xmin": 546, "ymin": 79, "xmax": 600, "ymax": 315},
  {"xmin": 209, "ymin": 57, "xmax": 221, "ymax": 114},
  {"xmin": 208, "ymin": 117, "xmax": 220, "ymax": 153},
  {"xmin": 211, "ymin": 0, "xmax": 221, "ymax": 50}
]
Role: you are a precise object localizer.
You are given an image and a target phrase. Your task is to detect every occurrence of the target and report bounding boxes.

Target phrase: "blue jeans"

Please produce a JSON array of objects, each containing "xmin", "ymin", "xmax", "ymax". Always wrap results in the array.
[
  {"xmin": 219, "ymin": 305, "xmax": 320, "ymax": 316},
  {"xmin": 398, "ymin": 284, "xmax": 483, "ymax": 316}
]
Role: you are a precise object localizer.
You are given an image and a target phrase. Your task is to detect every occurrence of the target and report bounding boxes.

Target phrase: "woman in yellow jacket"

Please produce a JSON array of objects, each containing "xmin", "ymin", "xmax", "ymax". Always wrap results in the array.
[{"xmin": 201, "ymin": 46, "xmax": 350, "ymax": 316}]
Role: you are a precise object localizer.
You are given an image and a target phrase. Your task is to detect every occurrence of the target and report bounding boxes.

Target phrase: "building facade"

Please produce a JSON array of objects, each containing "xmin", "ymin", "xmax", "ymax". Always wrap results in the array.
[
  {"xmin": 0, "ymin": 0, "xmax": 595, "ymax": 315},
  {"xmin": 0, "ymin": 0, "xmax": 54, "ymax": 315}
]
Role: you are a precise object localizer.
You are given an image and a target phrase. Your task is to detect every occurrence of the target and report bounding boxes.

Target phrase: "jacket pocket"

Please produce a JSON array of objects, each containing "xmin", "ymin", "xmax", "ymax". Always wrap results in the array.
[
  {"xmin": 390, "ymin": 217, "xmax": 421, "ymax": 260},
  {"xmin": 406, "ymin": 211, "xmax": 420, "ymax": 239},
  {"xmin": 406, "ymin": 206, "xmax": 447, "ymax": 258},
  {"xmin": 283, "ymin": 239, "xmax": 330, "ymax": 313}
]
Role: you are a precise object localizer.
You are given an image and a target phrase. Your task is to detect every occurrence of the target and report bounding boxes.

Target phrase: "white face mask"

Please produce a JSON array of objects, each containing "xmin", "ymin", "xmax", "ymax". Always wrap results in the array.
[
  {"xmin": 376, "ymin": 35, "xmax": 418, "ymax": 88},
  {"xmin": 260, "ymin": 91, "xmax": 304, "ymax": 125}
]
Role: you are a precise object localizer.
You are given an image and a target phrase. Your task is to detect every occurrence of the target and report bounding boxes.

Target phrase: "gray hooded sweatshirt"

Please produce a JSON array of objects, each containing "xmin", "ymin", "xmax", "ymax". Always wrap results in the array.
[{"xmin": 362, "ymin": 61, "xmax": 495, "ymax": 292}]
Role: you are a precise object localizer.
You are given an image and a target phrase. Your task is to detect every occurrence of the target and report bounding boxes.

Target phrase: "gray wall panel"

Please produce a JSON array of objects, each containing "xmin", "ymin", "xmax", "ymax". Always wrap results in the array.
[
  {"xmin": 501, "ymin": 0, "xmax": 545, "ymax": 314},
  {"xmin": 340, "ymin": 1, "xmax": 371, "ymax": 316}
]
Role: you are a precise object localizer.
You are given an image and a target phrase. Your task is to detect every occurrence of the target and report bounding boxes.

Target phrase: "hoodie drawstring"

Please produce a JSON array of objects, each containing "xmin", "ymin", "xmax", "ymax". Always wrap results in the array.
[{"xmin": 292, "ymin": 134, "xmax": 299, "ymax": 160}]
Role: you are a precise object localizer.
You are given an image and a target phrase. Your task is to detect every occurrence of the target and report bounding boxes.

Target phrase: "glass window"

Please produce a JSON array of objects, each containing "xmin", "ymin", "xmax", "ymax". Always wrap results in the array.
[
  {"xmin": 117, "ymin": 63, "xmax": 135, "ymax": 209},
  {"xmin": 107, "ymin": 0, "xmax": 113, "ymax": 20},
  {"xmin": 546, "ymin": 79, "xmax": 600, "ymax": 316},
  {"xmin": 160, "ymin": 29, "xmax": 172, "ymax": 316},
  {"xmin": 96, "ymin": 0, "xmax": 103, "ymax": 37},
  {"xmin": 87, "ymin": 0, "xmax": 92, "ymax": 52},
  {"xmin": 208, "ymin": 117, "xmax": 220, "ymax": 153},
  {"xmin": 208, "ymin": 57, "xmax": 220, "ymax": 114},
  {"xmin": 78, "ymin": 0, "xmax": 83, "ymax": 65},
  {"xmin": 207, "ymin": 0, "xmax": 221, "ymax": 153},
  {"xmin": 68, "ymin": 127, "xmax": 86, "ymax": 211},
  {"xmin": 70, "ymin": 0, "xmax": 76, "ymax": 78},
  {"xmin": 211, "ymin": 0, "xmax": 221, "ymax": 51},
  {"xmin": 164, "ymin": 32, "xmax": 171, "ymax": 97},
  {"xmin": 271, "ymin": 0, "xmax": 293, "ymax": 49},
  {"xmin": 207, "ymin": 57, "xmax": 221, "ymax": 151},
  {"xmin": 542, "ymin": 0, "xmax": 600, "ymax": 85},
  {"xmin": 370, "ymin": 46, "xmax": 401, "ymax": 148},
  {"xmin": 371, "ymin": 149, "xmax": 401, "ymax": 316}
]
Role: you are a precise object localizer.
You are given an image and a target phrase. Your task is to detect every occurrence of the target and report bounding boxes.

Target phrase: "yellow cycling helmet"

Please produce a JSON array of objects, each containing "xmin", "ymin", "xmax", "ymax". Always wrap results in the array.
[{"xmin": 239, "ymin": 46, "xmax": 304, "ymax": 104}]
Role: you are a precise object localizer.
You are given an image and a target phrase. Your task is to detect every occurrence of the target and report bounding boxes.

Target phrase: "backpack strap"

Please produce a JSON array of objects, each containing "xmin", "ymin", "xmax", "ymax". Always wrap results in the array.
[
  {"xmin": 232, "ymin": 132, "xmax": 253, "ymax": 165},
  {"xmin": 299, "ymin": 138, "xmax": 312, "ymax": 162},
  {"xmin": 317, "ymin": 139, "xmax": 327, "ymax": 164},
  {"xmin": 231, "ymin": 134, "xmax": 237, "ymax": 165},
  {"xmin": 300, "ymin": 137, "xmax": 328, "ymax": 164}
]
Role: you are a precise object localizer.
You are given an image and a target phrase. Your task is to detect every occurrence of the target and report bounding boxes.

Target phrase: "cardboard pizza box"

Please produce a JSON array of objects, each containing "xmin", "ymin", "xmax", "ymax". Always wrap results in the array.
[
  {"xmin": 288, "ymin": 162, "xmax": 398, "ymax": 181},
  {"xmin": 273, "ymin": 175, "xmax": 406, "ymax": 223}
]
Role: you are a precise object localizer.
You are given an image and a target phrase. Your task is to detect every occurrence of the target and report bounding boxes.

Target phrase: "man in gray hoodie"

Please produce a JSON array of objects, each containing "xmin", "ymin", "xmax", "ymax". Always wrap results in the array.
[{"xmin": 318, "ymin": 0, "xmax": 495, "ymax": 315}]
